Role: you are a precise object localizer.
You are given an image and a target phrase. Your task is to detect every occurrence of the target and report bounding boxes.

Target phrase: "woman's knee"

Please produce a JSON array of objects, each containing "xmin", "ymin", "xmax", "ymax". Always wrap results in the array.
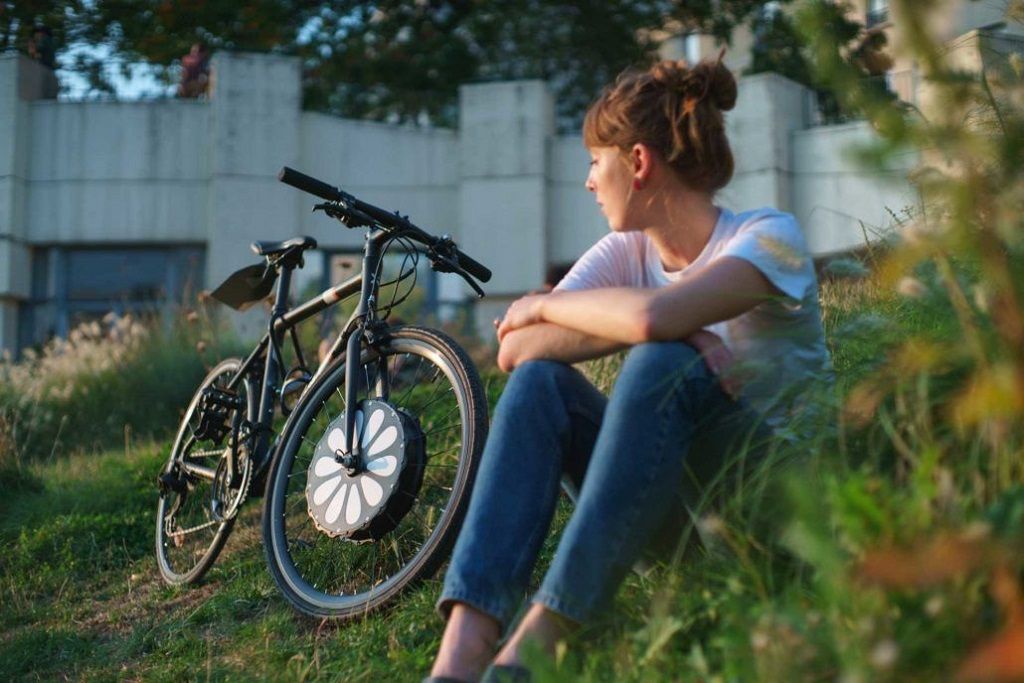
[
  {"xmin": 507, "ymin": 359, "xmax": 576, "ymax": 392},
  {"xmin": 620, "ymin": 341, "xmax": 707, "ymax": 382}
]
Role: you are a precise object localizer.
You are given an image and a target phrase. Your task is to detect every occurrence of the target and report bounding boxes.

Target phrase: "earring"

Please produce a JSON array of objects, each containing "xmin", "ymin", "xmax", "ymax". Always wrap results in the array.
[{"xmin": 632, "ymin": 179, "xmax": 642, "ymax": 191}]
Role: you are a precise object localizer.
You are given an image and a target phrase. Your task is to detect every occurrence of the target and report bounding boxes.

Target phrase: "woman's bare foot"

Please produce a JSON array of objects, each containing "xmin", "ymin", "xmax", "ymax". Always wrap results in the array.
[
  {"xmin": 430, "ymin": 603, "xmax": 501, "ymax": 682},
  {"xmin": 491, "ymin": 604, "xmax": 576, "ymax": 668}
]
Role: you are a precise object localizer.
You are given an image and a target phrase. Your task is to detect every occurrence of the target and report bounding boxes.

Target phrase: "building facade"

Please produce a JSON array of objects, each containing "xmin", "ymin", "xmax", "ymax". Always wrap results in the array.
[{"xmin": 1, "ymin": 8, "xmax": 1009, "ymax": 350}]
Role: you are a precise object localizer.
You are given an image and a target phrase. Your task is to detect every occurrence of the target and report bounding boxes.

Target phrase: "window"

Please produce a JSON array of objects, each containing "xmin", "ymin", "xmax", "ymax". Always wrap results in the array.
[
  {"xmin": 17, "ymin": 245, "xmax": 205, "ymax": 350},
  {"xmin": 684, "ymin": 33, "xmax": 701, "ymax": 66},
  {"xmin": 867, "ymin": 0, "xmax": 889, "ymax": 28}
]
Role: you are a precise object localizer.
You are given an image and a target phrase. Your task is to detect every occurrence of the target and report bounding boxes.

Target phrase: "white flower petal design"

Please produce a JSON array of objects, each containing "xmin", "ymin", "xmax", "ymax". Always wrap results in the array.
[
  {"xmin": 325, "ymin": 483, "xmax": 348, "ymax": 524},
  {"xmin": 325, "ymin": 409, "xmax": 364, "ymax": 453},
  {"xmin": 346, "ymin": 486, "xmax": 362, "ymax": 524},
  {"xmin": 367, "ymin": 425, "xmax": 397, "ymax": 456},
  {"xmin": 361, "ymin": 476, "xmax": 384, "ymax": 507},
  {"xmin": 362, "ymin": 409, "xmax": 384, "ymax": 448},
  {"xmin": 314, "ymin": 455, "xmax": 343, "ymax": 477},
  {"xmin": 313, "ymin": 475, "xmax": 341, "ymax": 505},
  {"xmin": 366, "ymin": 455, "xmax": 397, "ymax": 477},
  {"xmin": 326, "ymin": 427, "xmax": 346, "ymax": 454}
]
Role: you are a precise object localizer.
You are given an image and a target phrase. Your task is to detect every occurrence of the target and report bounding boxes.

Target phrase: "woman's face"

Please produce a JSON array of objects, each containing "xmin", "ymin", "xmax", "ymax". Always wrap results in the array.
[{"xmin": 585, "ymin": 146, "xmax": 635, "ymax": 232}]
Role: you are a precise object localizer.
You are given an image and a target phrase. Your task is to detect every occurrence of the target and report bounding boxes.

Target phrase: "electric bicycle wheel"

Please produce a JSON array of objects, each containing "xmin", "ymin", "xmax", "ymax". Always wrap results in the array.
[
  {"xmin": 262, "ymin": 326, "xmax": 487, "ymax": 619},
  {"xmin": 155, "ymin": 358, "xmax": 255, "ymax": 585}
]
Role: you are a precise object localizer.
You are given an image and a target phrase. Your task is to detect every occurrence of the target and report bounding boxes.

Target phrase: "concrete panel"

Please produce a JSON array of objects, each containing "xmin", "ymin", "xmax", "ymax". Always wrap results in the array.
[
  {"xmin": 727, "ymin": 73, "xmax": 808, "ymax": 211},
  {"xmin": 0, "ymin": 239, "xmax": 31, "ymax": 299},
  {"xmin": 792, "ymin": 122, "xmax": 918, "ymax": 255},
  {"xmin": 0, "ymin": 301, "xmax": 17, "ymax": 351},
  {"xmin": 0, "ymin": 55, "xmax": 35, "ymax": 240},
  {"xmin": 27, "ymin": 181, "xmax": 208, "ymax": 242},
  {"xmin": 549, "ymin": 135, "xmax": 588, "ymax": 182},
  {"xmin": 459, "ymin": 176, "xmax": 546, "ymax": 295},
  {"xmin": 547, "ymin": 137, "xmax": 607, "ymax": 263},
  {"xmin": 547, "ymin": 181, "xmax": 607, "ymax": 264},
  {"xmin": 0, "ymin": 57, "xmax": 21, "ymax": 176},
  {"xmin": 207, "ymin": 174, "xmax": 306, "ymax": 339},
  {"xmin": 210, "ymin": 53, "xmax": 301, "ymax": 176},
  {"xmin": 300, "ymin": 114, "xmax": 457, "ymax": 189},
  {"xmin": 718, "ymin": 172, "xmax": 784, "ymax": 214},
  {"xmin": 459, "ymin": 81, "xmax": 554, "ymax": 178},
  {"xmin": 29, "ymin": 101, "xmax": 209, "ymax": 180},
  {"xmin": 295, "ymin": 114, "xmax": 459, "ymax": 247}
]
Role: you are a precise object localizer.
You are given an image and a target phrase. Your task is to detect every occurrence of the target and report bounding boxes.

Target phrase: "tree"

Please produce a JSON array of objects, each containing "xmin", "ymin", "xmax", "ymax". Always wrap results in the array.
[
  {"xmin": 746, "ymin": 1, "xmax": 897, "ymax": 123},
  {"xmin": 13, "ymin": 1, "xmax": 848, "ymax": 127}
]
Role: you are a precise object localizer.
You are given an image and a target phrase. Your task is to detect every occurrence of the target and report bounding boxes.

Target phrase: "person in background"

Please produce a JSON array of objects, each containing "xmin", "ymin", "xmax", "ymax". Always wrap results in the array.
[
  {"xmin": 26, "ymin": 24, "xmax": 58, "ymax": 99},
  {"xmin": 28, "ymin": 25, "xmax": 56, "ymax": 69},
  {"xmin": 177, "ymin": 42, "xmax": 210, "ymax": 99}
]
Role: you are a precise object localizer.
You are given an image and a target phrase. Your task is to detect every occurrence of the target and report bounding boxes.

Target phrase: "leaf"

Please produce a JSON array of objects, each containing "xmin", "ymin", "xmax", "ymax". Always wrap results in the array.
[
  {"xmin": 639, "ymin": 616, "xmax": 683, "ymax": 666},
  {"xmin": 955, "ymin": 624, "xmax": 1024, "ymax": 682},
  {"xmin": 858, "ymin": 533, "xmax": 991, "ymax": 588},
  {"xmin": 951, "ymin": 364, "xmax": 1024, "ymax": 429}
]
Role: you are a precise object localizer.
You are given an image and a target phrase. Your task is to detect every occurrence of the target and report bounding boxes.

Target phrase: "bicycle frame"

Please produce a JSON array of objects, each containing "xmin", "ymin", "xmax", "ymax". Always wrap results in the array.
[{"xmin": 187, "ymin": 227, "xmax": 392, "ymax": 484}]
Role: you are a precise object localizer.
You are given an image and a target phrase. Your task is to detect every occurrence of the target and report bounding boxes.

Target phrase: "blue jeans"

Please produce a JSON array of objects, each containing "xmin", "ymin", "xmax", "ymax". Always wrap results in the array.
[{"xmin": 437, "ymin": 342, "xmax": 771, "ymax": 627}]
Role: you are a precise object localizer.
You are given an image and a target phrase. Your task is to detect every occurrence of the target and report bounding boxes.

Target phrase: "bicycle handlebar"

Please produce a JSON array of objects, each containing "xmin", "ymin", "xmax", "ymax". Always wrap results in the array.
[{"xmin": 278, "ymin": 166, "xmax": 492, "ymax": 283}]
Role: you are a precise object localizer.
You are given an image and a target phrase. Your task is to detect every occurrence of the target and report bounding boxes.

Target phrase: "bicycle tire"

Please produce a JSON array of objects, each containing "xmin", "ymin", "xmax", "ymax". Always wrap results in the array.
[
  {"xmin": 261, "ymin": 325, "xmax": 487, "ymax": 619},
  {"xmin": 155, "ymin": 358, "xmax": 255, "ymax": 585}
]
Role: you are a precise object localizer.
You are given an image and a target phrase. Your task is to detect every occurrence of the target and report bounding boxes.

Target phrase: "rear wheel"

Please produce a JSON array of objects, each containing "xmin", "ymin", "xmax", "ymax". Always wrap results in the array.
[
  {"xmin": 262, "ymin": 326, "xmax": 487, "ymax": 619},
  {"xmin": 155, "ymin": 359, "xmax": 254, "ymax": 585}
]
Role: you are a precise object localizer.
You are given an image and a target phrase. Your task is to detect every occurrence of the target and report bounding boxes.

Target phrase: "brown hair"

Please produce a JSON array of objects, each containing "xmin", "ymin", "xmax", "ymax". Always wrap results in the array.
[{"xmin": 583, "ymin": 56, "xmax": 738, "ymax": 194}]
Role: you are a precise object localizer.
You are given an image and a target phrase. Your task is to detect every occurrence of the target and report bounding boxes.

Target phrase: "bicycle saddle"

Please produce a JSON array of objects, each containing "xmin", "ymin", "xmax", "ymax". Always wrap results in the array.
[{"xmin": 250, "ymin": 236, "xmax": 318, "ymax": 257}]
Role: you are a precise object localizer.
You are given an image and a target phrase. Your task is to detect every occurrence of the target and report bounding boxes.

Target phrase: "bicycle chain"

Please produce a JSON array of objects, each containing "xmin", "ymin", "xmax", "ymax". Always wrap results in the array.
[
  {"xmin": 165, "ymin": 517, "xmax": 220, "ymax": 538},
  {"xmin": 166, "ymin": 433, "xmax": 256, "ymax": 539}
]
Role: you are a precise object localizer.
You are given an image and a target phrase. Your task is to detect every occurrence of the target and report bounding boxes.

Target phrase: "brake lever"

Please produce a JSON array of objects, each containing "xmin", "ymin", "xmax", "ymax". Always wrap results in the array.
[
  {"xmin": 459, "ymin": 270, "xmax": 486, "ymax": 299},
  {"xmin": 428, "ymin": 249, "xmax": 486, "ymax": 299},
  {"xmin": 312, "ymin": 201, "xmax": 374, "ymax": 229}
]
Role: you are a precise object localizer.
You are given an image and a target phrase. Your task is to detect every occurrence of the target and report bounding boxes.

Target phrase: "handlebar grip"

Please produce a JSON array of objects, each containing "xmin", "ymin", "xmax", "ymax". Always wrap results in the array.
[
  {"xmin": 278, "ymin": 167, "xmax": 342, "ymax": 202},
  {"xmin": 456, "ymin": 250, "xmax": 492, "ymax": 283}
]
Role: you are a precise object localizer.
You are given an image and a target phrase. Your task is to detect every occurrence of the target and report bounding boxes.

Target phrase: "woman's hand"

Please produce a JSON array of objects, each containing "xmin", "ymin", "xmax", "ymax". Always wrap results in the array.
[
  {"xmin": 496, "ymin": 294, "xmax": 547, "ymax": 343},
  {"xmin": 686, "ymin": 329, "xmax": 742, "ymax": 400}
]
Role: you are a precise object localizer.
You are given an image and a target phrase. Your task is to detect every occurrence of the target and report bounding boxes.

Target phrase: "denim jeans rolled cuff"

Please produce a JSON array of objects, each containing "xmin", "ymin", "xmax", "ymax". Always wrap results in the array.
[
  {"xmin": 436, "ymin": 580, "xmax": 516, "ymax": 629},
  {"xmin": 530, "ymin": 589, "xmax": 592, "ymax": 625}
]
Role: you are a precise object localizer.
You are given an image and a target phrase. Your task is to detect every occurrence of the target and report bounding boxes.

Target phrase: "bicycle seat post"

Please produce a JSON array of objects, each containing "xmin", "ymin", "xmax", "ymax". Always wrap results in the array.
[{"xmin": 254, "ymin": 258, "xmax": 296, "ymax": 460}]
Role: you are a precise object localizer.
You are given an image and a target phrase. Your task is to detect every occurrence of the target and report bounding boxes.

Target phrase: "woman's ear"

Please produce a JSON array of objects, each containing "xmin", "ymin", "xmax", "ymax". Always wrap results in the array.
[{"xmin": 631, "ymin": 143, "xmax": 655, "ymax": 185}]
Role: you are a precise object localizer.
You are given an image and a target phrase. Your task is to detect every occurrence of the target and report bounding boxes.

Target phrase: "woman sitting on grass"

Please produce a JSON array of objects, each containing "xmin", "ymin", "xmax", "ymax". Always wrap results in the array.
[{"xmin": 426, "ymin": 55, "xmax": 831, "ymax": 683}]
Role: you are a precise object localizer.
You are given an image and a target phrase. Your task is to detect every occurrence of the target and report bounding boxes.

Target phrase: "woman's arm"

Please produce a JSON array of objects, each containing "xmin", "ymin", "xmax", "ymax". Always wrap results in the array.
[
  {"xmin": 498, "ymin": 256, "xmax": 778, "ymax": 344},
  {"xmin": 497, "ymin": 323, "xmax": 625, "ymax": 373}
]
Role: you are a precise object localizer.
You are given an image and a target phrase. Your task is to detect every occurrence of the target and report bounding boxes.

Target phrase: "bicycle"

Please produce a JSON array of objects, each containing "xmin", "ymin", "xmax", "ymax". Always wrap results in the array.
[{"xmin": 156, "ymin": 167, "xmax": 491, "ymax": 620}]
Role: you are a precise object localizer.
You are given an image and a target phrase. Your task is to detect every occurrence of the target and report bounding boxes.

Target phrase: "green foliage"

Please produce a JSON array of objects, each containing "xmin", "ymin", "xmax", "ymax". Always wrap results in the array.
[
  {"xmin": 26, "ymin": 1, "xmax": 792, "ymax": 127},
  {"xmin": 0, "ymin": 310, "xmax": 242, "ymax": 464}
]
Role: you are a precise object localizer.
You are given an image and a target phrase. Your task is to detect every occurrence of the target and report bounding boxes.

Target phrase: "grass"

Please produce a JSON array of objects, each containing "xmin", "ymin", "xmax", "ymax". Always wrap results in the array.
[
  {"xmin": 2, "ymin": 268, "xmax": 1023, "ymax": 681},
  {"xmin": 0, "ymin": 437, "xmax": 581, "ymax": 682}
]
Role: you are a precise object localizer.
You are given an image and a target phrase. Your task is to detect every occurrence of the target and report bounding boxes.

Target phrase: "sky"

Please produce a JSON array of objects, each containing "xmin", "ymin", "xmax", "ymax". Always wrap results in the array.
[{"xmin": 56, "ymin": 43, "xmax": 175, "ymax": 100}]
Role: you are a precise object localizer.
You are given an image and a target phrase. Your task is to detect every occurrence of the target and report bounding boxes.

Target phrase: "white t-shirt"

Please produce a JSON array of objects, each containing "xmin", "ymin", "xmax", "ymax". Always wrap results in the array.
[{"xmin": 554, "ymin": 206, "xmax": 832, "ymax": 428}]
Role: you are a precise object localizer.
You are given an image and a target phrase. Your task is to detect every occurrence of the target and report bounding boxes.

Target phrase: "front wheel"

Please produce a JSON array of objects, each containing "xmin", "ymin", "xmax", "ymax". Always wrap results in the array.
[{"xmin": 262, "ymin": 326, "xmax": 487, "ymax": 619}]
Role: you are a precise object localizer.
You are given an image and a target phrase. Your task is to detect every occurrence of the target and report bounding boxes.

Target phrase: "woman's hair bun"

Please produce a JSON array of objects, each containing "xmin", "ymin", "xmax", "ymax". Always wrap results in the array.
[
  {"xmin": 691, "ymin": 59, "xmax": 737, "ymax": 112},
  {"xmin": 648, "ymin": 56, "xmax": 737, "ymax": 112}
]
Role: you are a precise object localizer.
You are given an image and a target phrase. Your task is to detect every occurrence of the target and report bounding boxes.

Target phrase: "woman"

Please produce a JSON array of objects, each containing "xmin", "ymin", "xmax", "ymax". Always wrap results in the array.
[{"xmin": 426, "ymin": 56, "xmax": 830, "ymax": 682}]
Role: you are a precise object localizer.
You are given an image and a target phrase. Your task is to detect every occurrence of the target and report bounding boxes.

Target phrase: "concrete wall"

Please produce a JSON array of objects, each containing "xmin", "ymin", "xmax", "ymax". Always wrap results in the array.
[
  {"xmin": 27, "ymin": 100, "xmax": 209, "ymax": 243},
  {"xmin": 1, "ymin": 50, "xmax": 919, "ymax": 349},
  {"xmin": 792, "ymin": 121, "xmax": 918, "ymax": 255}
]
